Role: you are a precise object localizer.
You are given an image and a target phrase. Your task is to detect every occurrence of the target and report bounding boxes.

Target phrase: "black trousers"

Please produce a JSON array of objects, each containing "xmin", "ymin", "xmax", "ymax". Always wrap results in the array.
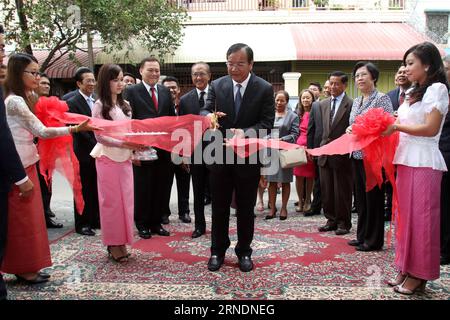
[
  {"xmin": 191, "ymin": 163, "xmax": 208, "ymax": 232},
  {"xmin": 0, "ymin": 192, "xmax": 8, "ymax": 299},
  {"xmin": 353, "ymin": 159, "xmax": 385, "ymax": 249},
  {"xmin": 441, "ymin": 171, "xmax": 450, "ymax": 259},
  {"xmin": 165, "ymin": 163, "xmax": 190, "ymax": 217},
  {"xmin": 209, "ymin": 163, "xmax": 260, "ymax": 258},
  {"xmin": 320, "ymin": 162, "xmax": 353, "ymax": 231},
  {"xmin": 134, "ymin": 150, "xmax": 172, "ymax": 230},
  {"xmin": 75, "ymin": 159, "xmax": 100, "ymax": 231},
  {"xmin": 310, "ymin": 158, "xmax": 322, "ymax": 213},
  {"xmin": 36, "ymin": 162, "xmax": 52, "ymax": 218}
]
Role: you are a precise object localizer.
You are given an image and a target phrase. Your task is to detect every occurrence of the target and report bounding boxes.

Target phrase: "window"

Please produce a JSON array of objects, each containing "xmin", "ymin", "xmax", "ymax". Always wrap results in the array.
[{"xmin": 426, "ymin": 12, "xmax": 449, "ymax": 44}]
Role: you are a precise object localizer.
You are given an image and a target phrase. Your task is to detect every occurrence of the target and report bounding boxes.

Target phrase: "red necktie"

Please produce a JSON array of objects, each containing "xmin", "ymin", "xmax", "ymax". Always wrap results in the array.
[
  {"xmin": 399, "ymin": 91, "xmax": 405, "ymax": 106},
  {"xmin": 151, "ymin": 87, "xmax": 158, "ymax": 111}
]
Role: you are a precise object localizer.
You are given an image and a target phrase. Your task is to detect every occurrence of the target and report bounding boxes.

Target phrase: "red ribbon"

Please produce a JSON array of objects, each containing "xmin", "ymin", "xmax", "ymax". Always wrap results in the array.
[{"xmin": 34, "ymin": 96, "xmax": 85, "ymax": 214}]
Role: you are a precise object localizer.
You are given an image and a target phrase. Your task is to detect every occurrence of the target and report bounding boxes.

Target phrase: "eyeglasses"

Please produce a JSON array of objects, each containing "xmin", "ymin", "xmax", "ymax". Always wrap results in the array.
[
  {"xmin": 354, "ymin": 72, "xmax": 369, "ymax": 79},
  {"xmin": 192, "ymin": 72, "xmax": 208, "ymax": 77},
  {"xmin": 83, "ymin": 79, "xmax": 96, "ymax": 84},
  {"xmin": 24, "ymin": 70, "xmax": 40, "ymax": 77},
  {"xmin": 226, "ymin": 62, "xmax": 248, "ymax": 68}
]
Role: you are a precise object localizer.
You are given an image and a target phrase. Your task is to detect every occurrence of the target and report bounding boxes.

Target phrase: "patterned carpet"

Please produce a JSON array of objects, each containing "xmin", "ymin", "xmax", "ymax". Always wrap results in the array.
[{"xmin": 4, "ymin": 210, "xmax": 450, "ymax": 300}]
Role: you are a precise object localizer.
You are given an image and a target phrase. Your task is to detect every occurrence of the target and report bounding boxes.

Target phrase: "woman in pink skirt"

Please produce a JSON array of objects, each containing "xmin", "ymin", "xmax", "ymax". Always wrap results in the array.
[
  {"xmin": 91, "ymin": 64, "xmax": 145, "ymax": 262},
  {"xmin": 294, "ymin": 89, "xmax": 316, "ymax": 213},
  {"xmin": 383, "ymin": 42, "xmax": 449, "ymax": 295}
]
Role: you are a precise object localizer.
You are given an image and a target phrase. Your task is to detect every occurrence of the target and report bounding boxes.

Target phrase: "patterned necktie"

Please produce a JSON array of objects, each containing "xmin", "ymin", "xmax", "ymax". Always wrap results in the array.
[
  {"xmin": 234, "ymin": 84, "xmax": 242, "ymax": 116},
  {"xmin": 151, "ymin": 87, "xmax": 158, "ymax": 111},
  {"xmin": 399, "ymin": 91, "xmax": 405, "ymax": 106},
  {"xmin": 330, "ymin": 98, "xmax": 337, "ymax": 127},
  {"xmin": 199, "ymin": 91, "xmax": 205, "ymax": 109}
]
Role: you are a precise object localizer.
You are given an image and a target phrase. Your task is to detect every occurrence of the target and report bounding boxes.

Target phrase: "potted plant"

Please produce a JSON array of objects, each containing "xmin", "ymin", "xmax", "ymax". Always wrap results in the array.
[{"xmin": 313, "ymin": 0, "xmax": 328, "ymax": 9}]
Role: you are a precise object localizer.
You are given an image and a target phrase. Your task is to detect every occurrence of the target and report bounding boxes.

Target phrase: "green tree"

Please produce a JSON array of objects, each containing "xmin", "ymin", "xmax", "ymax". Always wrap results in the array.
[{"xmin": 1, "ymin": 0, "xmax": 188, "ymax": 71}]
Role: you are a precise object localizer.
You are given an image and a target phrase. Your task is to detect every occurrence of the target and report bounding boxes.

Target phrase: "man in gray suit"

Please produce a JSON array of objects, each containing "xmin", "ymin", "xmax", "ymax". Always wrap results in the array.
[
  {"xmin": 317, "ymin": 71, "xmax": 354, "ymax": 235},
  {"xmin": 201, "ymin": 43, "xmax": 274, "ymax": 272}
]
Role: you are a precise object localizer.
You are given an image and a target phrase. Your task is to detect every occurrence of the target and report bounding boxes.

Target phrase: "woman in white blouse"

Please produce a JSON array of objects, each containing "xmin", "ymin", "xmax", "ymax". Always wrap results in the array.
[
  {"xmin": 90, "ymin": 64, "xmax": 145, "ymax": 262},
  {"xmin": 383, "ymin": 42, "xmax": 449, "ymax": 295},
  {"xmin": 1, "ymin": 53, "xmax": 96, "ymax": 284}
]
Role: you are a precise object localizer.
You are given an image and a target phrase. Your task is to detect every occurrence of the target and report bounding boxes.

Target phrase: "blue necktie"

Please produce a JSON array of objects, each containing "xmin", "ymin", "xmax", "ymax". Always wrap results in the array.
[{"xmin": 234, "ymin": 84, "xmax": 242, "ymax": 117}]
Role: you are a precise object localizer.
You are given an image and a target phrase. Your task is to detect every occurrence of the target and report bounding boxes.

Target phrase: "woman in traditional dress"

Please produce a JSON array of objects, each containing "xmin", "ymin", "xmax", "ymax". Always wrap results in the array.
[
  {"xmin": 383, "ymin": 42, "xmax": 449, "ymax": 295},
  {"xmin": 1, "ymin": 53, "xmax": 96, "ymax": 283},
  {"xmin": 90, "ymin": 64, "xmax": 145, "ymax": 262}
]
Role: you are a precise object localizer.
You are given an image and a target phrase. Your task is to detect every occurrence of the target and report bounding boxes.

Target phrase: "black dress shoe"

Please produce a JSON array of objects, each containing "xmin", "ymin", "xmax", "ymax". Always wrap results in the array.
[
  {"xmin": 335, "ymin": 228, "xmax": 350, "ymax": 235},
  {"xmin": 303, "ymin": 210, "xmax": 320, "ymax": 217},
  {"xmin": 191, "ymin": 229, "xmax": 205, "ymax": 238},
  {"xmin": 204, "ymin": 198, "xmax": 212, "ymax": 205},
  {"xmin": 138, "ymin": 229, "xmax": 152, "ymax": 239},
  {"xmin": 318, "ymin": 225, "xmax": 337, "ymax": 232},
  {"xmin": 46, "ymin": 217, "xmax": 63, "ymax": 229},
  {"xmin": 440, "ymin": 256, "xmax": 450, "ymax": 265},
  {"xmin": 207, "ymin": 255, "xmax": 224, "ymax": 271},
  {"xmin": 15, "ymin": 274, "xmax": 49, "ymax": 284},
  {"xmin": 179, "ymin": 214, "xmax": 191, "ymax": 223},
  {"xmin": 356, "ymin": 244, "xmax": 381, "ymax": 252},
  {"xmin": 161, "ymin": 216, "xmax": 170, "ymax": 225},
  {"xmin": 238, "ymin": 256, "xmax": 254, "ymax": 272},
  {"xmin": 150, "ymin": 227, "xmax": 170, "ymax": 236},
  {"xmin": 351, "ymin": 206, "xmax": 357, "ymax": 213},
  {"xmin": 38, "ymin": 271, "xmax": 51, "ymax": 279},
  {"xmin": 45, "ymin": 209, "xmax": 56, "ymax": 218},
  {"xmin": 77, "ymin": 226, "xmax": 95, "ymax": 236},
  {"xmin": 348, "ymin": 239, "xmax": 361, "ymax": 246}
]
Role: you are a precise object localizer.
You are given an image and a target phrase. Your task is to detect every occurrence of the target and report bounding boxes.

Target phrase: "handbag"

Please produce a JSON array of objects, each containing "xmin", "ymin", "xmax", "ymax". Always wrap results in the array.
[{"xmin": 279, "ymin": 148, "xmax": 307, "ymax": 169}]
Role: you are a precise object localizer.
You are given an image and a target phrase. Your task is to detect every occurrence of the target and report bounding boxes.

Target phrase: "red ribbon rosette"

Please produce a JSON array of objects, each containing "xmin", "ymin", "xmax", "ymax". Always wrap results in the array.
[{"xmin": 34, "ymin": 96, "xmax": 85, "ymax": 214}]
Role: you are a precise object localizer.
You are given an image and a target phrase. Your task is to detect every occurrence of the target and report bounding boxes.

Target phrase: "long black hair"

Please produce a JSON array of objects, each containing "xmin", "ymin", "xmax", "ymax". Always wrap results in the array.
[
  {"xmin": 96, "ymin": 64, "xmax": 131, "ymax": 120},
  {"xmin": 403, "ymin": 42, "xmax": 449, "ymax": 104}
]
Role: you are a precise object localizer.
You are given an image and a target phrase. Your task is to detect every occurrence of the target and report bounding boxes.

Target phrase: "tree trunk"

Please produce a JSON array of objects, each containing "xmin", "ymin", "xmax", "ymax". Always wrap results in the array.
[
  {"xmin": 15, "ymin": 0, "xmax": 33, "ymax": 55},
  {"xmin": 87, "ymin": 27, "xmax": 94, "ymax": 71}
]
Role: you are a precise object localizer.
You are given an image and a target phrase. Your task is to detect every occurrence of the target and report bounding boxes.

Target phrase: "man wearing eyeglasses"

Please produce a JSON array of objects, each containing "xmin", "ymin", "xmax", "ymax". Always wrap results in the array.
[
  {"xmin": 201, "ymin": 43, "xmax": 274, "ymax": 272},
  {"xmin": 178, "ymin": 62, "xmax": 212, "ymax": 238},
  {"xmin": 67, "ymin": 68, "xmax": 100, "ymax": 236}
]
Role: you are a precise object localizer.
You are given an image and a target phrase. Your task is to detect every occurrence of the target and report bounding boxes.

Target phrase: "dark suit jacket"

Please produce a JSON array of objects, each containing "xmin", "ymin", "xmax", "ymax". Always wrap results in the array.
[
  {"xmin": 124, "ymin": 83, "xmax": 175, "ymax": 120},
  {"xmin": 62, "ymin": 90, "xmax": 78, "ymax": 101},
  {"xmin": 179, "ymin": 88, "xmax": 202, "ymax": 116},
  {"xmin": 0, "ymin": 88, "xmax": 27, "ymax": 193},
  {"xmin": 307, "ymin": 100, "xmax": 323, "ymax": 149},
  {"xmin": 67, "ymin": 91, "xmax": 97, "ymax": 162},
  {"xmin": 317, "ymin": 94, "xmax": 353, "ymax": 168},
  {"xmin": 201, "ymin": 73, "xmax": 274, "ymax": 137},
  {"xmin": 387, "ymin": 87, "xmax": 400, "ymax": 111}
]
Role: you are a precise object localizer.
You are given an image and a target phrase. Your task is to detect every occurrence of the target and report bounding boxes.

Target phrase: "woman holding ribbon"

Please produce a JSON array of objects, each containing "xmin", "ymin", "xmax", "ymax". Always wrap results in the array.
[
  {"xmin": 1, "ymin": 53, "xmax": 96, "ymax": 284},
  {"xmin": 383, "ymin": 42, "xmax": 449, "ymax": 295},
  {"xmin": 90, "ymin": 64, "xmax": 145, "ymax": 263}
]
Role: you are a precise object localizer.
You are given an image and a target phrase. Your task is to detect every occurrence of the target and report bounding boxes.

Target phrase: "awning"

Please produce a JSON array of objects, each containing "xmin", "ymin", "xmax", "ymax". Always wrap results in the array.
[
  {"xmin": 95, "ymin": 22, "xmax": 434, "ymax": 64},
  {"xmin": 290, "ymin": 23, "xmax": 432, "ymax": 60},
  {"xmin": 4, "ymin": 49, "xmax": 100, "ymax": 79}
]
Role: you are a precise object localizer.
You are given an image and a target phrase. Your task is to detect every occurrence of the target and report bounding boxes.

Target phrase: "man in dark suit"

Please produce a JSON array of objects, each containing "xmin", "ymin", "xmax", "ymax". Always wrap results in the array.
[
  {"xmin": 387, "ymin": 65, "xmax": 411, "ymax": 112},
  {"xmin": 317, "ymin": 71, "xmax": 354, "ymax": 235},
  {"xmin": 384, "ymin": 65, "xmax": 412, "ymax": 221},
  {"xmin": 35, "ymin": 72, "xmax": 63, "ymax": 228},
  {"xmin": 201, "ymin": 43, "xmax": 274, "ymax": 272},
  {"xmin": 440, "ymin": 56, "xmax": 450, "ymax": 265},
  {"xmin": 179, "ymin": 62, "xmax": 212, "ymax": 238},
  {"xmin": 124, "ymin": 57, "xmax": 175, "ymax": 239},
  {"xmin": 67, "ymin": 67, "xmax": 100, "ymax": 236},
  {"xmin": 161, "ymin": 76, "xmax": 191, "ymax": 225},
  {"xmin": 0, "ymin": 25, "xmax": 34, "ymax": 299},
  {"xmin": 305, "ymin": 92, "xmax": 323, "ymax": 217}
]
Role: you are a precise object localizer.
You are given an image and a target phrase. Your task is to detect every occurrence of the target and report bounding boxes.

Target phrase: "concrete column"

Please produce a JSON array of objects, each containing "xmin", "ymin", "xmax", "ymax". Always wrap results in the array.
[
  {"xmin": 282, "ymin": 72, "xmax": 302, "ymax": 110},
  {"xmin": 282, "ymin": 72, "xmax": 302, "ymax": 97}
]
